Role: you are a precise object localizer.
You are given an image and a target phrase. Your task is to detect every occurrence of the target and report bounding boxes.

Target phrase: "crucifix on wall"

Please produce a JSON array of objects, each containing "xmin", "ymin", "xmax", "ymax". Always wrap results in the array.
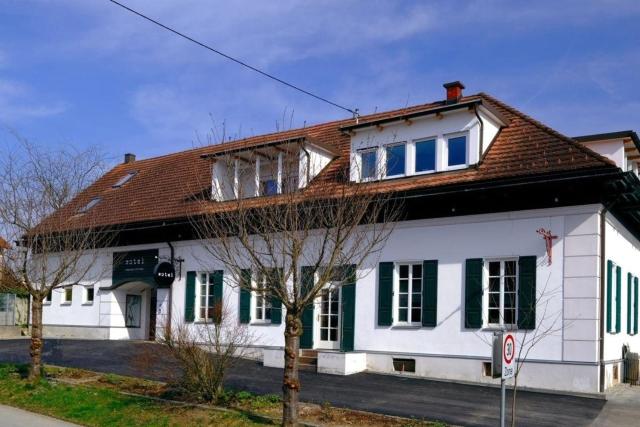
[{"xmin": 537, "ymin": 228, "xmax": 558, "ymax": 265}]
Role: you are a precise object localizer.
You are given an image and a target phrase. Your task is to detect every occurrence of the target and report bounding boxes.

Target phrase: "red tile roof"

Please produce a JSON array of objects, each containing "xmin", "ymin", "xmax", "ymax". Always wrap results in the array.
[{"xmin": 39, "ymin": 93, "xmax": 615, "ymax": 231}]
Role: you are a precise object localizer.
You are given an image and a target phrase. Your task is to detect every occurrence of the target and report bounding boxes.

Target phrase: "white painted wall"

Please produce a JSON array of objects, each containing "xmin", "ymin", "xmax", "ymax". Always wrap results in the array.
[{"xmin": 580, "ymin": 139, "xmax": 627, "ymax": 171}]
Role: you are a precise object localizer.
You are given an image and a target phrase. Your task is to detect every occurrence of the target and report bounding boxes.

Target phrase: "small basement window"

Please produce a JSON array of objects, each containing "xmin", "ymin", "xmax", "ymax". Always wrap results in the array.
[
  {"xmin": 483, "ymin": 362, "xmax": 492, "ymax": 377},
  {"xmin": 392, "ymin": 358, "xmax": 416, "ymax": 373},
  {"xmin": 112, "ymin": 171, "xmax": 137, "ymax": 188},
  {"xmin": 78, "ymin": 197, "xmax": 101, "ymax": 213}
]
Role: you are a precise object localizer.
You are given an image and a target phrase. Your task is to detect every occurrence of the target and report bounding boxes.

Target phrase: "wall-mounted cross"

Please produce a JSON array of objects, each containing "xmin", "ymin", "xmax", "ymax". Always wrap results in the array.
[{"xmin": 536, "ymin": 228, "xmax": 558, "ymax": 266}]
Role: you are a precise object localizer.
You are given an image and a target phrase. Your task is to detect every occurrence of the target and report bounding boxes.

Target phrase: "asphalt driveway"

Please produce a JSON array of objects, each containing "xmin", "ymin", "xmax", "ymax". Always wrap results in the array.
[{"xmin": 0, "ymin": 339, "xmax": 609, "ymax": 426}]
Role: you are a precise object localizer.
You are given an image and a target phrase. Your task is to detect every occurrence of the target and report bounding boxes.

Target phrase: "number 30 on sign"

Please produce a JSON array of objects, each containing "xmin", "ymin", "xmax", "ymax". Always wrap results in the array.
[{"xmin": 502, "ymin": 333, "xmax": 516, "ymax": 379}]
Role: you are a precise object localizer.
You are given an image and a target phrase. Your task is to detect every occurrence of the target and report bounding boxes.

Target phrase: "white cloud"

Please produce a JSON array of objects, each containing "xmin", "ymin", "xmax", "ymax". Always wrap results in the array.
[{"xmin": 0, "ymin": 78, "xmax": 67, "ymax": 122}]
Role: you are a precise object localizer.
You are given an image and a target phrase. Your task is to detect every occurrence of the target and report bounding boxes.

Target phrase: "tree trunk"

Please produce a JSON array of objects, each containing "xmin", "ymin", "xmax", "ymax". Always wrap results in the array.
[
  {"xmin": 29, "ymin": 296, "xmax": 44, "ymax": 381},
  {"xmin": 282, "ymin": 314, "xmax": 302, "ymax": 426}
]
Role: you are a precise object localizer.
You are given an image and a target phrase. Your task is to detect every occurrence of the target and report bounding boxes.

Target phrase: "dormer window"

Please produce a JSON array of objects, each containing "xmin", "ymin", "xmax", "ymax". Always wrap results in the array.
[
  {"xmin": 385, "ymin": 143, "xmax": 406, "ymax": 177},
  {"xmin": 113, "ymin": 171, "xmax": 136, "ymax": 188},
  {"xmin": 415, "ymin": 139, "xmax": 436, "ymax": 173},
  {"xmin": 360, "ymin": 148, "xmax": 378, "ymax": 181},
  {"xmin": 78, "ymin": 197, "xmax": 101, "ymax": 213},
  {"xmin": 447, "ymin": 135, "xmax": 467, "ymax": 168}
]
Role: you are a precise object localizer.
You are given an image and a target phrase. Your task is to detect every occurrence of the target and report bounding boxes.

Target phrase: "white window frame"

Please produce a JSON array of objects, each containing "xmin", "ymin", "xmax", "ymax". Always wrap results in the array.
[
  {"xmin": 412, "ymin": 137, "xmax": 438, "ymax": 176},
  {"xmin": 444, "ymin": 132, "xmax": 469, "ymax": 170},
  {"xmin": 358, "ymin": 147, "xmax": 379, "ymax": 182},
  {"xmin": 196, "ymin": 272, "xmax": 219, "ymax": 322},
  {"xmin": 609, "ymin": 264, "xmax": 619, "ymax": 334},
  {"xmin": 61, "ymin": 286, "xmax": 73, "ymax": 305},
  {"xmin": 483, "ymin": 258, "xmax": 518, "ymax": 329},
  {"xmin": 42, "ymin": 289, "xmax": 52, "ymax": 305},
  {"xmin": 251, "ymin": 271, "xmax": 272, "ymax": 324},
  {"xmin": 83, "ymin": 285, "xmax": 95, "ymax": 305},
  {"xmin": 383, "ymin": 142, "xmax": 407, "ymax": 179},
  {"xmin": 393, "ymin": 262, "xmax": 423, "ymax": 326},
  {"xmin": 630, "ymin": 274, "xmax": 637, "ymax": 336}
]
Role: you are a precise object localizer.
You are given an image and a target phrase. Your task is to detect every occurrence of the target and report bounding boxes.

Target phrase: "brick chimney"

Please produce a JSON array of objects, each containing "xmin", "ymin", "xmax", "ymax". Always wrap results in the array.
[
  {"xmin": 124, "ymin": 153, "xmax": 136, "ymax": 164},
  {"xmin": 443, "ymin": 81, "xmax": 465, "ymax": 103}
]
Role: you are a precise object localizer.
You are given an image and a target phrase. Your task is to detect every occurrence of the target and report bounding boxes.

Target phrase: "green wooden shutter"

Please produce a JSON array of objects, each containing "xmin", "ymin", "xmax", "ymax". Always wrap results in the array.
[
  {"xmin": 422, "ymin": 260, "xmax": 438, "ymax": 327},
  {"xmin": 628, "ymin": 273, "xmax": 633, "ymax": 335},
  {"xmin": 211, "ymin": 270, "xmax": 224, "ymax": 324},
  {"xmin": 464, "ymin": 259, "xmax": 483, "ymax": 328},
  {"xmin": 616, "ymin": 266, "xmax": 622, "ymax": 333},
  {"xmin": 270, "ymin": 269, "xmax": 283, "ymax": 325},
  {"xmin": 300, "ymin": 266, "xmax": 315, "ymax": 349},
  {"xmin": 239, "ymin": 269, "xmax": 251, "ymax": 324},
  {"xmin": 518, "ymin": 256, "xmax": 537, "ymax": 330},
  {"xmin": 185, "ymin": 271, "xmax": 196, "ymax": 322},
  {"xmin": 606, "ymin": 260, "xmax": 613, "ymax": 333},
  {"xmin": 634, "ymin": 277, "xmax": 639, "ymax": 335},
  {"xmin": 378, "ymin": 262, "xmax": 394, "ymax": 326},
  {"xmin": 341, "ymin": 265, "xmax": 356, "ymax": 352}
]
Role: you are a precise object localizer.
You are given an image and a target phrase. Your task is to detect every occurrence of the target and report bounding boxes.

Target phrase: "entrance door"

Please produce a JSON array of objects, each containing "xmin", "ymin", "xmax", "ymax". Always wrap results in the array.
[
  {"xmin": 149, "ymin": 290, "xmax": 157, "ymax": 340},
  {"xmin": 316, "ymin": 287, "xmax": 340, "ymax": 349}
]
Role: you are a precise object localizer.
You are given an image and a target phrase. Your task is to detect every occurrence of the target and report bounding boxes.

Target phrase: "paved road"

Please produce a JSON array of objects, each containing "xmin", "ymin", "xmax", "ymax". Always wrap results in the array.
[
  {"xmin": 0, "ymin": 339, "xmax": 611, "ymax": 427},
  {"xmin": 0, "ymin": 404, "xmax": 80, "ymax": 427}
]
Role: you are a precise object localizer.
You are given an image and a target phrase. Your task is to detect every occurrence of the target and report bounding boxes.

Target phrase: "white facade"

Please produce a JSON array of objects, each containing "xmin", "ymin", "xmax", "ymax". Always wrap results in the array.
[{"xmin": 40, "ymin": 203, "xmax": 640, "ymax": 394}]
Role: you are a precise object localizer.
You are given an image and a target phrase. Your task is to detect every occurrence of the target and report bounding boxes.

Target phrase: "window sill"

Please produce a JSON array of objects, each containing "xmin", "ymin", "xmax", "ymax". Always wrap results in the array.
[
  {"xmin": 43, "ymin": 302, "xmax": 51, "ymax": 306},
  {"xmin": 250, "ymin": 321, "xmax": 274, "ymax": 326},
  {"xmin": 391, "ymin": 324, "xmax": 422, "ymax": 330},
  {"xmin": 60, "ymin": 302, "xmax": 72, "ymax": 306},
  {"xmin": 482, "ymin": 326, "xmax": 518, "ymax": 332},
  {"xmin": 445, "ymin": 164, "xmax": 468, "ymax": 171},
  {"xmin": 82, "ymin": 302, "xmax": 94, "ymax": 306}
]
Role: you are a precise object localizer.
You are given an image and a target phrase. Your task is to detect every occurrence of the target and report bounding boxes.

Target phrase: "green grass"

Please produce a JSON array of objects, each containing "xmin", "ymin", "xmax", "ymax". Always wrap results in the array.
[{"xmin": 0, "ymin": 364, "xmax": 271, "ymax": 426}]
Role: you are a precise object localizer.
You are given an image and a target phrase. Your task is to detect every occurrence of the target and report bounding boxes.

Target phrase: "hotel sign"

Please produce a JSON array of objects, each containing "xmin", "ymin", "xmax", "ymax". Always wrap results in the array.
[{"xmin": 112, "ymin": 249, "xmax": 159, "ymax": 287}]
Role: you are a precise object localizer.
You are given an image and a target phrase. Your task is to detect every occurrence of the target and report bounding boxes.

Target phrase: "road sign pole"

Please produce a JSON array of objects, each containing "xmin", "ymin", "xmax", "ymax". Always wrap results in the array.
[{"xmin": 500, "ymin": 377, "xmax": 506, "ymax": 427}]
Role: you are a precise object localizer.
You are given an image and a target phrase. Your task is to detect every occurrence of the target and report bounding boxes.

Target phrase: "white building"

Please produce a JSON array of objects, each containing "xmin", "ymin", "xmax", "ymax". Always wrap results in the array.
[{"xmin": 38, "ymin": 82, "xmax": 640, "ymax": 395}]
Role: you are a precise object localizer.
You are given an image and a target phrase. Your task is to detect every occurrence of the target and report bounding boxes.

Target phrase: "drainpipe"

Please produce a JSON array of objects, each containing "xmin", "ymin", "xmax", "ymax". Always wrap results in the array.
[
  {"xmin": 598, "ymin": 208, "xmax": 607, "ymax": 392},
  {"xmin": 473, "ymin": 105, "xmax": 484, "ymax": 164},
  {"xmin": 165, "ymin": 241, "xmax": 175, "ymax": 339}
]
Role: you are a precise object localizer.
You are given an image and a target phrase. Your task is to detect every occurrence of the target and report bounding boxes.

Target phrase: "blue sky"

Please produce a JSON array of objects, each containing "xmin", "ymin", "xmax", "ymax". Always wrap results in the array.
[{"xmin": 1, "ymin": 0, "xmax": 639, "ymax": 164}]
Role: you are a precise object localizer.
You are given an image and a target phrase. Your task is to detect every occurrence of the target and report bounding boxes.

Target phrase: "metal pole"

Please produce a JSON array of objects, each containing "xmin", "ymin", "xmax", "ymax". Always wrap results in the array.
[{"xmin": 500, "ymin": 378, "xmax": 506, "ymax": 427}]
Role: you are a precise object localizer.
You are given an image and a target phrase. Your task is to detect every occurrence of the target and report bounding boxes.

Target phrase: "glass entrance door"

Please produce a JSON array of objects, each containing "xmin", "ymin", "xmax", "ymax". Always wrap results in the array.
[{"xmin": 316, "ymin": 287, "xmax": 340, "ymax": 349}]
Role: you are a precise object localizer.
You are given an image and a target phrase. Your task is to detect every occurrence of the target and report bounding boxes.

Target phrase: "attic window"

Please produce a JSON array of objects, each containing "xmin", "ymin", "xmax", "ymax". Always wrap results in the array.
[
  {"xmin": 78, "ymin": 197, "xmax": 101, "ymax": 213},
  {"xmin": 112, "ymin": 171, "xmax": 137, "ymax": 188}
]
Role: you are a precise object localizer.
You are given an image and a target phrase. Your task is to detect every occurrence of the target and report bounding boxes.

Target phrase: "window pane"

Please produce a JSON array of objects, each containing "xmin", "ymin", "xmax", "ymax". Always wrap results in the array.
[
  {"xmin": 505, "ymin": 261, "xmax": 516, "ymax": 276},
  {"xmin": 489, "ymin": 262, "xmax": 500, "ymax": 277},
  {"xmin": 399, "ymin": 294, "xmax": 408, "ymax": 308},
  {"xmin": 489, "ymin": 293, "xmax": 500, "ymax": 308},
  {"xmin": 488, "ymin": 308, "xmax": 500, "ymax": 324},
  {"xmin": 86, "ymin": 288, "xmax": 94, "ymax": 302},
  {"xmin": 489, "ymin": 277, "xmax": 500, "ymax": 292},
  {"xmin": 412, "ymin": 279, "xmax": 422, "ymax": 293},
  {"xmin": 504, "ymin": 293, "xmax": 516, "ymax": 308},
  {"xmin": 330, "ymin": 315, "xmax": 338, "ymax": 327},
  {"xmin": 265, "ymin": 307, "xmax": 271, "ymax": 320},
  {"xmin": 447, "ymin": 136, "xmax": 467, "ymax": 166},
  {"xmin": 321, "ymin": 329, "xmax": 328, "ymax": 341},
  {"xmin": 361, "ymin": 150, "xmax": 377, "ymax": 179},
  {"xmin": 415, "ymin": 139, "xmax": 436, "ymax": 172},
  {"xmin": 411, "ymin": 294, "xmax": 421, "ymax": 308},
  {"xmin": 255, "ymin": 307, "xmax": 261, "ymax": 319},
  {"xmin": 505, "ymin": 277, "xmax": 516, "ymax": 293},
  {"xmin": 386, "ymin": 144, "xmax": 406, "ymax": 176},
  {"xmin": 330, "ymin": 329, "xmax": 337, "ymax": 341},
  {"xmin": 399, "ymin": 308, "xmax": 408, "ymax": 322},
  {"xmin": 200, "ymin": 307, "xmax": 206, "ymax": 319},
  {"xmin": 399, "ymin": 264, "xmax": 409, "ymax": 278},
  {"xmin": 504, "ymin": 309, "xmax": 515, "ymax": 325},
  {"xmin": 399, "ymin": 279, "xmax": 408, "ymax": 293},
  {"xmin": 412, "ymin": 264, "xmax": 422, "ymax": 278},
  {"xmin": 321, "ymin": 316, "xmax": 328, "ymax": 327},
  {"xmin": 411, "ymin": 308, "xmax": 421, "ymax": 323}
]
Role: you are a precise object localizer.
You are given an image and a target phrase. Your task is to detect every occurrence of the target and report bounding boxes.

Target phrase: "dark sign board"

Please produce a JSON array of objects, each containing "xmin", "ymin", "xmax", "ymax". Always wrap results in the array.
[
  {"xmin": 112, "ymin": 249, "xmax": 159, "ymax": 287},
  {"xmin": 153, "ymin": 261, "xmax": 176, "ymax": 287}
]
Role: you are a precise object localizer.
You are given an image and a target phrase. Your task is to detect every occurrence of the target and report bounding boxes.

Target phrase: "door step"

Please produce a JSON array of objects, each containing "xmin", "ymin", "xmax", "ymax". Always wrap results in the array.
[{"xmin": 299, "ymin": 350, "xmax": 318, "ymax": 372}]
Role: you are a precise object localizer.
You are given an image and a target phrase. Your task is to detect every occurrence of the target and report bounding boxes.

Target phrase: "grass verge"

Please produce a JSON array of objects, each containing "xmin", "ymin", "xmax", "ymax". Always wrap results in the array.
[{"xmin": 0, "ymin": 364, "xmax": 270, "ymax": 426}]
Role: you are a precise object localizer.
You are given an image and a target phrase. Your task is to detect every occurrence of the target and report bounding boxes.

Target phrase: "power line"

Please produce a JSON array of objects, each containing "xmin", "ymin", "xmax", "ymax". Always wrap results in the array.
[{"xmin": 107, "ymin": 0, "xmax": 359, "ymax": 117}]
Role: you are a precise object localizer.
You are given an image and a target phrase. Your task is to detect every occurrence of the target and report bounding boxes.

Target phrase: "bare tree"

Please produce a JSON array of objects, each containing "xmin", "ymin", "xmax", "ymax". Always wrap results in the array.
[
  {"xmin": 163, "ymin": 295, "xmax": 255, "ymax": 403},
  {"xmin": 0, "ymin": 134, "xmax": 111, "ymax": 380},
  {"xmin": 189, "ymin": 149, "xmax": 400, "ymax": 426}
]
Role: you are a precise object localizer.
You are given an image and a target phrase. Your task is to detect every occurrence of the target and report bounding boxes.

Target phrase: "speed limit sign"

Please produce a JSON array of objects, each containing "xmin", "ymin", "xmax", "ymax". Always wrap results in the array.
[{"xmin": 502, "ymin": 333, "xmax": 515, "ymax": 379}]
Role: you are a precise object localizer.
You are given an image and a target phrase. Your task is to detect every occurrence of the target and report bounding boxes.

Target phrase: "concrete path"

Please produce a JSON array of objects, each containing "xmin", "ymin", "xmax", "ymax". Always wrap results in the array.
[
  {"xmin": 0, "ymin": 339, "xmax": 616, "ymax": 427},
  {"xmin": 590, "ymin": 383, "xmax": 640, "ymax": 426},
  {"xmin": 0, "ymin": 404, "xmax": 80, "ymax": 427}
]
